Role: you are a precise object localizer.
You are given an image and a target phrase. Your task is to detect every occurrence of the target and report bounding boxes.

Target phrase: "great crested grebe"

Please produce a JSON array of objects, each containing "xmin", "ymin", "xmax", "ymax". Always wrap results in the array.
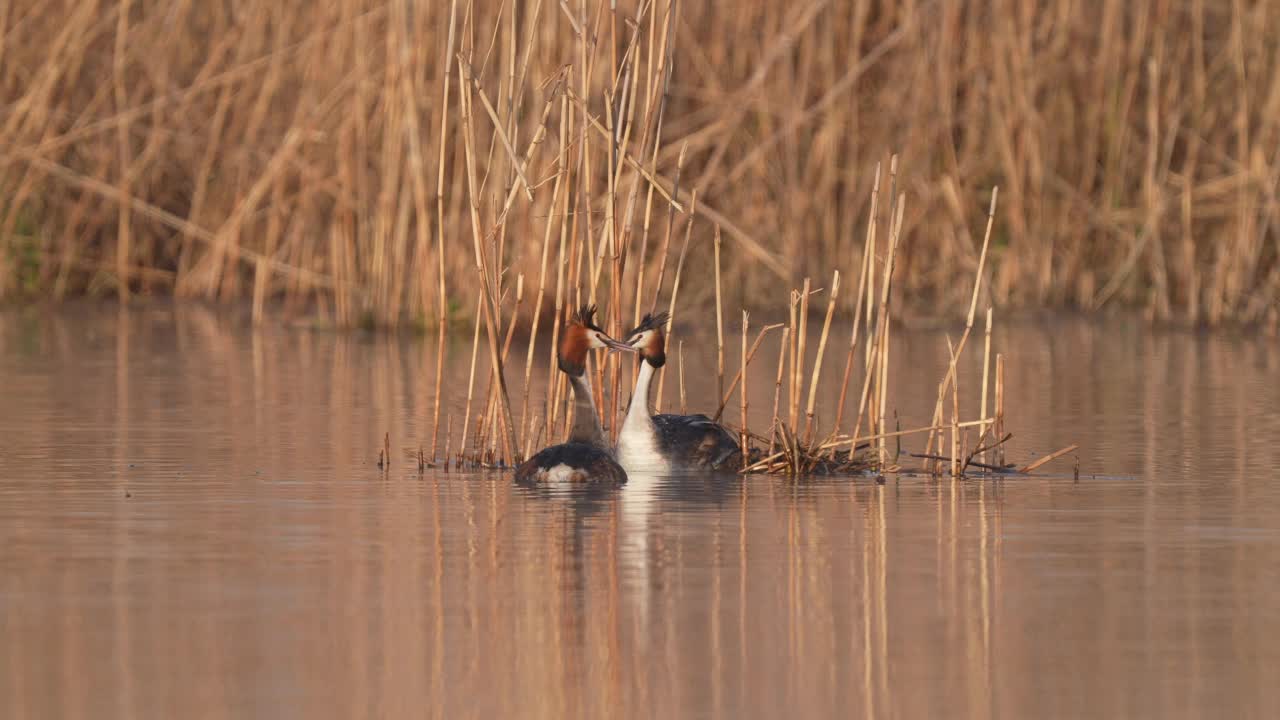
[
  {"xmin": 515, "ymin": 305, "xmax": 631, "ymax": 485},
  {"xmin": 614, "ymin": 312, "xmax": 742, "ymax": 472}
]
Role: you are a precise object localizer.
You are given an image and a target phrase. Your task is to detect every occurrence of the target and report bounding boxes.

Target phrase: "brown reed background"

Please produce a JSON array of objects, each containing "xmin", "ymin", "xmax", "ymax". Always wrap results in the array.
[{"xmin": 1, "ymin": 0, "xmax": 1277, "ymax": 328}]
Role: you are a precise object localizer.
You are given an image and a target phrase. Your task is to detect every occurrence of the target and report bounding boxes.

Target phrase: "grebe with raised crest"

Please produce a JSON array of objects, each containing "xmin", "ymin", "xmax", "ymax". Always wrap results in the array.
[
  {"xmin": 614, "ymin": 312, "xmax": 742, "ymax": 473},
  {"xmin": 514, "ymin": 305, "xmax": 631, "ymax": 485}
]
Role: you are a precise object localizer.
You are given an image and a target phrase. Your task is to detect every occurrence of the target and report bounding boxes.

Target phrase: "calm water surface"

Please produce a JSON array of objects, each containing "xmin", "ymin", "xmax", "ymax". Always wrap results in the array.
[{"xmin": 1, "ymin": 304, "xmax": 1278, "ymax": 719}]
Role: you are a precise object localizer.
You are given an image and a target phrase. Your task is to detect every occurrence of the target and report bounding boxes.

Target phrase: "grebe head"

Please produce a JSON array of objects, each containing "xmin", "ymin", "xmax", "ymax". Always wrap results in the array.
[
  {"xmin": 558, "ymin": 304, "xmax": 632, "ymax": 376},
  {"xmin": 621, "ymin": 311, "xmax": 669, "ymax": 368}
]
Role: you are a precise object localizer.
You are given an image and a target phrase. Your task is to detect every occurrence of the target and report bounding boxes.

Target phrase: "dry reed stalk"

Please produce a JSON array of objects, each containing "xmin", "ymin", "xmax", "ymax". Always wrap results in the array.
[
  {"xmin": 429, "ymin": 268, "xmax": 447, "ymax": 463},
  {"xmin": 467, "ymin": 77, "xmax": 534, "ymax": 203},
  {"xmin": 458, "ymin": 58, "xmax": 519, "ymax": 465},
  {"xmin": 649, "ymin": 142, "xmax": 688, "ymax": 313},
  {"xmin": 863, "ymin": 171, "xmax": 880, "ymax": 367},
  {"xmin": 979, "ymin": 307, "xmax": 993, "ymax": 464},
  {"xmin": 768, "ymin": 327, "xmax": 790, "ymax": 457},
  {"xmin": 830, "ymin": 164, "xmax": 881, "ymax": 449},
  {"xmin": 458, "ymin": 292, "xmax": 484, "ymax": 463},
  {"xmin": 519, "ymin": 96, "xmax": 569, "ymax": 453},
  {"xmin": 483, "ymin": 74, "xmax": 566, "ymax": 231},
  {"xmin": 994, "ymin": 353, "xmax": 1006, "ymax": 466},
  {"xmin": 786, "ymin": 289, "xmax": 799, "ymax": 429},
  {"xmin": 444, "ymin": 416, "xmax": 453, "ymax": 472},
  {"xmin": 849, "ymin": 198, "xmax": 905, "ymax": 463},
  {"xmin": 113, "ymin": 0, "xmax": 132, "ymax": 302},
  {"xmin": 545, "ymin": 93, "xmax": 573, "ymax": 439},
  {"xmin": 525, "ymin": 413, "xmax": 542, "ymax": 460},
  {"xmin": 947, "ymin": 335, "xmax": 959, "ymax": 477},
  {"xmin": 792, "ymin": 278, "xmax": 811, "ymax": 431},
  {"xmin": 713, "ymin": 323, "xmax": 784, "ymax": 420},
  {"xmin": 803, "ymin": 269, "xmax": 840, "ymax": 443},
  {"xmin": 677, "ymin": 339, "xmax": 687, "ymax": 415},
  {"xmin": 925, "ymin": 187, "xmax": 999, "ymax": 463},
  {"xmin": 561, "ymin": 85, "xmax": 686, "ymax": 212},
  {"xmin": 481, "ymin": 275, "xmax": 524, "ymax": 459},
  {"xmin": 617, "ymin": 1, "xmax": 677, "ymax": 325},
  {"xmin": 877, "ymin": 303, "xmax": 891, "ymax": 467},
  {"xmin": 714, "ymin": 225, "xmax": 725, "ymax": 408},
  {"xmin": 740, "ymin": 310, "xmax": 749, "ymax": 453},
  {"xmin": 603, "ymin": 85, "xmax": 623, "ymax": 446},
  {"xmin": 655, "ymin": 190, "xmax": 697, "ymax": 413}
]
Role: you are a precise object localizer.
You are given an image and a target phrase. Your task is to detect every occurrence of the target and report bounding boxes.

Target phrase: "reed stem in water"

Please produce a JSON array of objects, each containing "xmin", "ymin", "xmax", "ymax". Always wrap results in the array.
[
  {"xmin": 980, "ymin": 306, "xmax": 993, "ymax": 464},
  {"xmin": 793, "ymin": 278, "xmax": 811, "ymax": 431},
  {"xmin": 995, "ymin": 353, "xmax": 1006, "ymax": 466},
  {"xmin": 740, "ymin": 310, "xmax": 750, "ymax": 453},
  {"xmin": 830, "ymin": 163, "xmax": 880, "ymax": 451},
  {"xmin": 786, "ymin": 289, "xmax": 799, "ymax": 430},
  {"xmin": 714, "ymin": 225, "xmax": 725, "ymax": 411},
  {"xmin": 458, "ymin": 58, "xmax": 519, "ymax": 465},
  {"xmin": 769, "ymin": 327, "xmax": 790, "ymax": 457},
  {"xmin": 458, "ymin": 292, "xmax": 483, "ymax": 464},
  {"xmin": 678, "ymin": 339, "xmax": 687, "ymax": 415},
  {"xmin": 804, "ymin": 269, "xmax": 840, "ymax": 443}
]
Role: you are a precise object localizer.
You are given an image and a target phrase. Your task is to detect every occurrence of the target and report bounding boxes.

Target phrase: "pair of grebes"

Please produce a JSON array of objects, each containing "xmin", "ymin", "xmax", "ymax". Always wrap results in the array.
[{"xmin": 515, "ymin": 305, "xmax": 740, "ymax": 485}]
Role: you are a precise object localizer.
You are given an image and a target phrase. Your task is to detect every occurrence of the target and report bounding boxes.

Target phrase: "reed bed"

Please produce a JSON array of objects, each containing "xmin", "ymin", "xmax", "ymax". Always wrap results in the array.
[
  {"xmin": 735, "ymin": 166, "xmax": 1030, "ymax": 477},
  {"xmin": 0, "ymin": 0, "xmax": 1092, "ymax": 476},
  {"xmin": 1, "ymin": 1, "xmax": 1278, "ymax": 330},
  {"xmin": 418, "ymin": 144, "xmax": 1072, "ymax": 478}
]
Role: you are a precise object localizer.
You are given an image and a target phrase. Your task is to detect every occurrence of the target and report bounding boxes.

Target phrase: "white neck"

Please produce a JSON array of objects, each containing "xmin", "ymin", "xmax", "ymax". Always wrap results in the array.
[
  {"xmin": 616, "ymin": 359, "xmax": 666, "ymax": 471},
  {"xmin": 621, "ymin": 360, "xmax": 657, "ymax": 434},
  {"xmin": 567, "ymin": 372, "xmax": 608, "ymax": 449}
]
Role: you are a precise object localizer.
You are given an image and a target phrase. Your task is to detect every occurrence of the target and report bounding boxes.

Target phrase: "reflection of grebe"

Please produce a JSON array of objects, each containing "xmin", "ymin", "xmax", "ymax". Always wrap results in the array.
[
  {"xmin": 613, "ymin": 312, "xmax": 741, "ymax": 473},
  {"xmin": 515, "ymin": 306, "xmax": 631, "ymax": 485}
]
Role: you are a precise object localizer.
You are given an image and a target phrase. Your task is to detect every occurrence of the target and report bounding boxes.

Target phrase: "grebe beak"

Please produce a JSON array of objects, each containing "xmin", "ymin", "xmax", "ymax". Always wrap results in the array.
[{"xmin": 603, "ymin": 336, "xmax": 638, "ymax": 354}]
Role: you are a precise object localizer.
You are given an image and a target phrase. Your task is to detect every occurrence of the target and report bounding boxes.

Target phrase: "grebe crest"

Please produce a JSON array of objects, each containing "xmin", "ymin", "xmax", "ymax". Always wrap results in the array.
[
  {"xmin": 516, "ymin": 305, "xmax": 631, "ymax": 486},
  {"xmin": 621, "ymin": 311, "xmax": 669, "ymax": 367},
  {"xmin": 615, "ymin": 310, "xmax": 740, "ymax": 472}
]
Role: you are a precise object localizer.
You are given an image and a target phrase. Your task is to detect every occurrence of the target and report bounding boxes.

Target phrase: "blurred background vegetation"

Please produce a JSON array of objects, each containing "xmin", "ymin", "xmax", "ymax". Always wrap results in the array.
[{"xmin": 1, "ymin": 0, "xmax": 1276, "ymax": 328}]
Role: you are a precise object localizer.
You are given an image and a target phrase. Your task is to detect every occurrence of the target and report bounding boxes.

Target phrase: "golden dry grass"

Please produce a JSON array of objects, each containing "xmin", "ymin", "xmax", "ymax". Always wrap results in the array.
[{"xmin": 1, "ymin": 1, "xmax": 1278, "ymax": 329}]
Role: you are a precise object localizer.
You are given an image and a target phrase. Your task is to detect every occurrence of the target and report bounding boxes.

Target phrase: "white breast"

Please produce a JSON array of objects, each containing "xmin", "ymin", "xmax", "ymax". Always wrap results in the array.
[
  {"xmin": 539, "ymin": 463, "xmax": 585, "ymax": 484},
  {"xmin": 615, "ymin": 427, "xmax": 669, "ymax": 473}
]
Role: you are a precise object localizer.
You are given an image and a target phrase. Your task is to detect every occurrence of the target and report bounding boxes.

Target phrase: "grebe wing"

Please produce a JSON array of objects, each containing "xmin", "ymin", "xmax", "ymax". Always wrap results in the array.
[
  {"xmin": 514, "ymin": 442, "xmax": 628, "ymax": 485},
  {"xmin": 652, "ymin": 414, "xmax": 742, "ymax": 470}
]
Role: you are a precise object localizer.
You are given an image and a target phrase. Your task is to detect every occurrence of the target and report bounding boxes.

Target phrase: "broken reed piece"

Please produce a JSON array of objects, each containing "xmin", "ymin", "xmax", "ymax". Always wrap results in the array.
[
  {"xmin": 804, "ymin": 269, "xmax": 841, "ymax": 444},
  {"xmin": 1019, "ymin": 444, "xmax": 1080, "ymax": 474}
]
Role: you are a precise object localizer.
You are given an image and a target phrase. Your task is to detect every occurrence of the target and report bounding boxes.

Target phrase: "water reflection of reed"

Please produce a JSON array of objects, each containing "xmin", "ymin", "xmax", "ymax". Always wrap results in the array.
[{"xmin": 1, "ymin": 307, "xmax": 1278, "ymax": 718}]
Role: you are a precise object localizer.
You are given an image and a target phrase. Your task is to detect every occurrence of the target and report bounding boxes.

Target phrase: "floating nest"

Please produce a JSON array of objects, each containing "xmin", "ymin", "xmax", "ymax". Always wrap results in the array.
[{"xmin": 736, "ymin": 425, "xmax": 874, "ymax": 475}]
